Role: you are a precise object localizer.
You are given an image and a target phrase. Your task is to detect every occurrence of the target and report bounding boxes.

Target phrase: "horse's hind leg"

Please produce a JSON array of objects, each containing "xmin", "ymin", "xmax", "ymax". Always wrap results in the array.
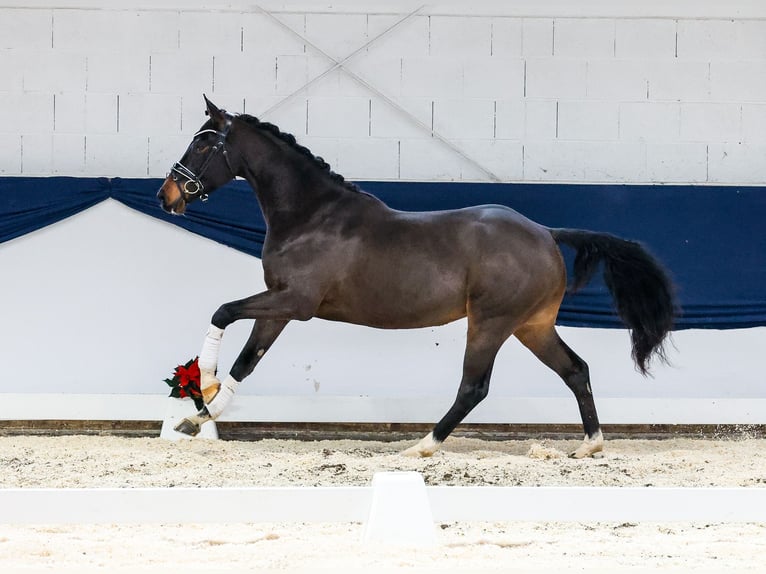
[
  {"xmin": 402, "ymin": 320, "xmax": 508, "ymax": 457},
  {"xmin": 515, "ymin": 323, "xmax": 603, "ymax": 458},
  {"xmin": 174, "ymin": 319, "xmax": 288, "ymax": 436}
]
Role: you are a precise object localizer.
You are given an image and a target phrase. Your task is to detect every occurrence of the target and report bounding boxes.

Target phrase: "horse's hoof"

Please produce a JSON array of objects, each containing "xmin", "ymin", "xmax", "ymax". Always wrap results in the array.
[
  {"xmin": 401, "ymin": 432, "xmax": 441, "ymax": 458},
  {"xmin": 401, "ymin": 445, "xmax": 432, "ymax": 458},
  {"xmin": 569, "ymin": 431, "xmax": 604, "ymax": 459},
  {"xmin": 174, "ymin": 418, "xmax": 201, "ymax": 437}
]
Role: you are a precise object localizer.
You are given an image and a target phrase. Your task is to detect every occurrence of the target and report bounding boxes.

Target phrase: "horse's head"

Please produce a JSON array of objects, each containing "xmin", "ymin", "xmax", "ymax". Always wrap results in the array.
[{"xmin": 157, "ymin": 96, "xmax": 237, "ymax": 215}]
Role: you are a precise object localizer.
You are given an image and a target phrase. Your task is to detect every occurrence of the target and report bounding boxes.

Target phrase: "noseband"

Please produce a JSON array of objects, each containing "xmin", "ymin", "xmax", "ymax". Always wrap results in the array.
[{"xmin": 170, "ymin": 119, "xmax": 235, "ymax": 202}]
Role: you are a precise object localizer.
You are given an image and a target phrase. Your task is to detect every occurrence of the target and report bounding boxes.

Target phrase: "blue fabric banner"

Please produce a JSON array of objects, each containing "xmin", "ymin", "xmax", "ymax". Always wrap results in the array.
[{"xmin": 1, "ymin": 176, "xmax": 764, "ymax": 330}]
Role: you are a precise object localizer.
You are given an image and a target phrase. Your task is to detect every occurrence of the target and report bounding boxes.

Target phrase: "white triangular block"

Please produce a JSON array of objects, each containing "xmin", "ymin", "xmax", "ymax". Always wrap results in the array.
[
  {"xmin": 160, "ymin": 397, "xmax": 218, "ymax": 440},
  {"xmin": 362, "ymin": 471, "xmax": 436, "ymax": 547}
]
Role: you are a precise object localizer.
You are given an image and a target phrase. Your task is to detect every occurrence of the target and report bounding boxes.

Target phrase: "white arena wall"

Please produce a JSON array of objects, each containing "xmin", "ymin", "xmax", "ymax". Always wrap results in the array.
[{"xmin": 0, "ymin": 0, "xmax": 764, "ymax": 426}]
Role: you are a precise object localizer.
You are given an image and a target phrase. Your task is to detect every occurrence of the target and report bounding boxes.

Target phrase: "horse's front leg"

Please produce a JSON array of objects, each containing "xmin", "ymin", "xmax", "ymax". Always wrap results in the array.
[{"xmin": 174, "ymin": 289, "xmax": 314, "ymax": 436}]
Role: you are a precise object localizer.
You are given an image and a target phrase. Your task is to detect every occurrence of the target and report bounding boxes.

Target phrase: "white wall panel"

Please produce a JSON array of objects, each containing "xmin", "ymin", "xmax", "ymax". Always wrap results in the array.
[
  {"xmin": 366, "ymin": 14, "xmax": 429, "ymax": 58},
  {"xmin": 619, "ymin": 102, "xmax": 680, "ymax": 142},
  {"xmin": 336, "ymin": 138, "xmax": 399, "ymax": 180},
  {"xmin": 400, "ymin": 57, "xmax": 463, "ymax": 98},
  {"xmin": 22, "ymin": 51, "xmax": 86, "ymax": 92},
  {"xmin": 119, "ymin": 94, "xmax": 182, "ymax": 136},
  {"xmin": 557, "ymin": 100, "xmax": 619, "ymax": 141},
  {"xmin": 615, "ymin": 19, "xmax": 677, "ymax": 59},
  {"xmin": 708, "ymin": 142, "xmax": 766, "ymax": 183},
  {"xmin": 710, "ymin": 62, "xmax": 766, "ymax": 102},
  {"xmin": 0, "ymin": 92, "xmax": 53, "ymax": 134},
  {"xmin": 0, "ymin": 134, "xmax": 21, "ymax": 173},
  {"xmin": 676, "ymin": 20, "xmax": 740, "ymax": 60},
  {"xmin": 493, "ymin": 99, "xmax": 524, "ymax": 140},
  {"xmin": 432, "ymin": 99, "xmax": 495, "ymax": 140},
  {"xmin": 463, "ymin": 57, "xmax": 524, "ymax": 99},
  {"xmin": 490, "ymin": 18, "xmax": 522, "ymax": 58},
  {"xmin": 52, "ymin": 133, "xmax": 85, "ymax": 174},
  {"xmin": 368, "ymin": 97, "xmax": 431, "ymax": 139},
  {"xmin": 647, "ymin": 60, "xmax": 710, "ymax": 102},
  {"xmin": 83, "ymin": 93, "xmax": 119, "ymax": 134},
  {"xmin": 150, "ymin": 53, "xmax": 213, "ymax": 95},
  {"xmin": 179, "ymin": 12, "xmax": 243, "ymax": 54},
  {"xmin": 741, "ymin": 104, "xmax": 766, "ymax": 143},
  {"xmin": 429, "ymin": 16, "xmax": 492, "ymax": 58},
  {"xmin": 680, "ymin": 103, "xmax": 741, "ymax": 143},
  {"xmin": 586, "ymin": 60, "xmax": 649, "ymax": 100},
  {"xmin": 521, "ymin": 18, "xmax": 553, "ymax": 57},
  {"xmin": 20, "ymin": 134, "xmax": 53, "ymax": 174},
  {"xmin": 0, "ymin": 4, "xmax": 763, "ymax": 186},
  {"xmin": 553, "ymin": 19, "xmax": 615, "ymax": 58},
  {"xmin": 522, "ymin": 100, "xmax": 557, "ymax": 140},
  {"xmin": 304, "ymin": 13, "xmax": 367, "ymax": 60},
  {"xmin": 525, "ymin": 59, "xmax": 587, "ymax": 99},
  {"xmin": 0, "ymin": 8, "xmax": 51, "ymax": 49},
  {"xmin": 645, "ymin": 142, "xmax": 708, "ymax": 183},
  {"xmin": 87, "ymin": 52, "xmax": 150, "ymax": 93},
  {"xmin": 84, "ymin": 134, "xmax": 148, "ymax": 177}
]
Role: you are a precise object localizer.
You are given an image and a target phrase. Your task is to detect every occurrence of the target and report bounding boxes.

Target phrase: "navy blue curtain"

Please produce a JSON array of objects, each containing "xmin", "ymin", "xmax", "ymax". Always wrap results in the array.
[{"xmin": 1, "ymin": 176, "xmax": 764, "ymax": 330}]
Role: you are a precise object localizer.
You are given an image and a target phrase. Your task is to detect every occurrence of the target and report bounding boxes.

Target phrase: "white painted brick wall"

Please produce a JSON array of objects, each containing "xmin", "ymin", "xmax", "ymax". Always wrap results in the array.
[
  {"xmin": 1, "ymin": 5, "xmax": 765, "ymax": 183},
  {"xmin": 554, "ymin": 19, "xmax": 615, "ymax": 58},
  {"xmin": 677, "ymin": 20, "xmax": 739, "ymax": 60},
  {"xmin": 710, "ymin": 62, "xmax": 766, "ymax": 102},
  {"xmin": 557, "ymin": 101, "xmax": 619, "ymax": 141},
  {"xmin": 587, "ymin": 60, "xmax": 649, "ymax": 100},
  {"xmin": 491, "ymin": 18, "xmax": 522, "ymax": 57},
  {"xmin": 304, "ymin": 13, "xmax": 368, "ymax": 61},
  {"xmin": 307, "ymin": 97, "xmax": 369, "ymax": 138},
  {"xmin": 433, "ymin": 98, "xmax": 495, "ymax": 140},
  {"xmin": 430, "ymin": 16, "xmax": 492, "ymax": 58},
  {"xmin": 118, "ymin": 94, "xmax": 182, "ymax": 136},
  {"xmin": 0, "ymin": 9, "xmax": 51, "ymax": 49},
  {"xmin": 401, "ymin": 57, "xmax": 463, "ymax": 97},
  {"xmin": 21, "ymin": 134, "xmax": 53, "ymax": 175},
  {"xmin": 615, "ymin": 19, "xmax": 676, "ymax": 59},
  {"xmin": 366, "ymin": 15, "xmax": 429, "ymax": 58},
  {"xmin": 522, "ymin": 19, "xmax": 553, "ymax": 57},
  {"xmin": 463, "ymin": 58, "xmax": 524, "ymax": 99},
  {"xmin": 526, "ymin": 59, "xmax": 587, "ymax": 99},
  {"xmin": 646, "ymin": 143, "xmax": 708, "ymax": 183},
  {"xmin": 0, "ymin": 135, "xmax": 22, "ymax": 174},
  {"xmin": 88, "ymin": 52, "xmax": 150, "ymax": 94},
  {"xmin": 22, "ymin": 52, "xmax": 86, "ymax": 92},
  {"xmin": 52, "ymin": 134, "xmax": 85, "ymax": 174},
  {"xmin": 680, "ymin": 103, "xmax": 742, "ymax": 143},
  {"xmin": 85, "ymin": 134, "xmax": 148, "ymax": 177},
  {"xmin": 647, "ymin": 61, "xmax": 710, "ymax": 102},
  {"xmin": 708, "ymin": 143, "xmax": 766, "ymax": 183},
  {"xmin": 335, "ymin": 138, "xmax": 400, "ymax": 180},
  {"xmin": 619, "ymin": 103, "xmax": 680, "ymax": 142},
  {"xmin": 741, "ymin": 104, "xmax": 766, "ymax": 143}
]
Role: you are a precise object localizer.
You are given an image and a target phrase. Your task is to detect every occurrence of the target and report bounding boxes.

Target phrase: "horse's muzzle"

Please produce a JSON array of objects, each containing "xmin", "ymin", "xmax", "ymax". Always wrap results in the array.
[{"xmin": 157, "ymin": 177, "xmax": 186, "ymax": 215}]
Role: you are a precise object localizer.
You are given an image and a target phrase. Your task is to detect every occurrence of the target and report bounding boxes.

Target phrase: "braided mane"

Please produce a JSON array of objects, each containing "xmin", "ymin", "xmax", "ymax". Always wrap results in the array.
[{"xmin": 236, "ymin": 114, "xmax": 359, "ymax": 192}]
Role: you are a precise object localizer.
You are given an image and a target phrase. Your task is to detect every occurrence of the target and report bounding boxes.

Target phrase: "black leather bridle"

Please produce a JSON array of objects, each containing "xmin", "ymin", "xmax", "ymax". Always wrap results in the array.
[{"xmin": 169, "ymin": 118, "xmax": 235, "ymax": 202}]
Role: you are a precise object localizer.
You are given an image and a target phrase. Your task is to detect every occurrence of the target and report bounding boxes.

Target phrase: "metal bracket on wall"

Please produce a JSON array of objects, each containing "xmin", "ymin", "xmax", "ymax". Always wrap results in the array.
[{"xmin": 254, "ymin": 4, "xmax": 504, "ymax": 183}]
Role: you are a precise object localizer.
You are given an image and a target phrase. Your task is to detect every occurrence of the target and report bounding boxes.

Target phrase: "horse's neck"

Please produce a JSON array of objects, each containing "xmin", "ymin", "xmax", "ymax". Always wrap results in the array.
[{"xmin": 239, "ymin": 137, "xmax": 345, "ymax": 232}]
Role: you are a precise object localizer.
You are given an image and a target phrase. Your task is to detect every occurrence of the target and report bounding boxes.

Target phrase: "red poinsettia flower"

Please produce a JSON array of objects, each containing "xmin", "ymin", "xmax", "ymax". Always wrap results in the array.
[{"xmin": 164, "ymin": 357, "xmax": 204, "ymax": 409}]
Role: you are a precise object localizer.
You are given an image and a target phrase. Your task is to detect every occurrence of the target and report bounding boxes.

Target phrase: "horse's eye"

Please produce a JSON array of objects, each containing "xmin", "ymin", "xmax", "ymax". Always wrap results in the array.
[{"xmin": 195, "ymin": 145, "xmax": 210, "ymax": 154}]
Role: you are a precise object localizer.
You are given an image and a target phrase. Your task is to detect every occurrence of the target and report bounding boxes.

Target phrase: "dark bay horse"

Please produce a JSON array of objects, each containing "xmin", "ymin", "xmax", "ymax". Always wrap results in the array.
[{"xmin": 158, "ymin": 96, "xmax": 675, "ymax": 458}]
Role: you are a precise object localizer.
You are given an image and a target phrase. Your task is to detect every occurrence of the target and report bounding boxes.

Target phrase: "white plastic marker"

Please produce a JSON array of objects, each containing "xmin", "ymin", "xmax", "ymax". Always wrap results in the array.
[{"xmin": 362, "ymin": 471, "xmax": 436, "ymax": 547}]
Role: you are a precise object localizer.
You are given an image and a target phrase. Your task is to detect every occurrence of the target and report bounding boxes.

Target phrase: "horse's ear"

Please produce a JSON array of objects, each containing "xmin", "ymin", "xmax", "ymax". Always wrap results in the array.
[{"xmin": 203, "ymin": 94, "xmax": 226, "ymax": 125}]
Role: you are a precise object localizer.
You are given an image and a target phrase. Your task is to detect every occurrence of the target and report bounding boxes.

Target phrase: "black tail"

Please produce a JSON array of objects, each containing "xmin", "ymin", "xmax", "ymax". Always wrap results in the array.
[{"xmin": 550, "ymin": 229, "xmax": 676, "ymax": 375}]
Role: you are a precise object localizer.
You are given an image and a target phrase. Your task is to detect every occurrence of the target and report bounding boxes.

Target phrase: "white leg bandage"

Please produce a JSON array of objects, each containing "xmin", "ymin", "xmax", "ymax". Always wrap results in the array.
[
  {"xmin": 204, "ymin": 374, "xmax": 240, "ymax": 419},
  {"xmin": 199, "ymin": 324, "xmax": 224, "ymax": 388}
]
